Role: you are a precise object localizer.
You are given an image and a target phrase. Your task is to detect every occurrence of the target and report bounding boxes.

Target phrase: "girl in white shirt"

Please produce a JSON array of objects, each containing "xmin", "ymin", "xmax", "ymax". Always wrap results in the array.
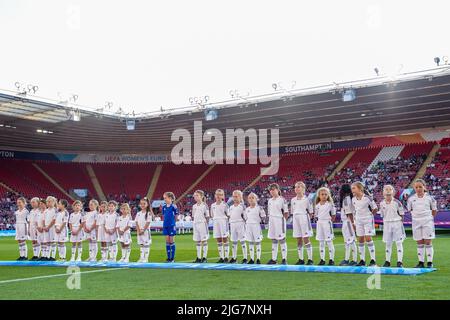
[
  {"xmin": 192, "ymin": 190, "xmax": 210, "ymax": 263},
  {"xmin": 117, "ymin": 203, "xmax": 133, "ymax": 263},
  {"xmin": 211, "ymin": 189, "xmax": 230, "ymax": 263},
  {"xmin": 135, "ymin": 198, "xmax": 153, "ymax": 262},
  {"xmin": 407, "ymin": 179, "xmax": 437, "ymax": 268},
  {"xmin": 245, "ymin": 193, "xmax": 266, "ymax": 264},
  {"xmin": 15, "ymin": 197, "xmax": 29, "ymax": 260},
  {"xmin": 379, "ymin": 185, "xmax": 406, "ymax": 268},
  {"xmin": 28, "ymin": 197, "xmax": 41, "ymax": 261},
  {"xmin": 314, "ymin": 187, "xmax": 336, "ymax": 266}
]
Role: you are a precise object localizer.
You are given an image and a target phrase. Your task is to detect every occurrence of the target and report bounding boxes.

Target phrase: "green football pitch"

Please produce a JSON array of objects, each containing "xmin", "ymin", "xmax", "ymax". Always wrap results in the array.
[{"xmin": 0, "ymin": 230, "xmax": 449, "ymax": 300}]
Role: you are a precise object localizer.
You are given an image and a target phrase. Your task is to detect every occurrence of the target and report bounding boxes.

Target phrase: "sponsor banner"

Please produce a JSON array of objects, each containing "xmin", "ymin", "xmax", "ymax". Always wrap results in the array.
[
  {"xmin": 72, "ymin": 154, "xmax": 170, "ymax": 163},
  {"xmin": 282, "ymin": 142, "xmax": 332, "ymax": 154},
  {"xmin": 0, "ymin": 149, "xmax": 62, "ymax": 161}
]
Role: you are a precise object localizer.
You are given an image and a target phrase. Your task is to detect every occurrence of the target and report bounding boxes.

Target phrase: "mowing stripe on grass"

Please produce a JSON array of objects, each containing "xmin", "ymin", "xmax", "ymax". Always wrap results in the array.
[{"xmin": 0, "ymin": 267, "xmax": 128, "ymax": 285}]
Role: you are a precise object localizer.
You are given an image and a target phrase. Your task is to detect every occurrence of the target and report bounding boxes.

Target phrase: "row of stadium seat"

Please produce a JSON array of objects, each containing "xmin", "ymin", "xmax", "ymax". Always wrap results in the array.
[{"xmin": 0, "ymin": 141, "xmax": 448, "ymax": 212}]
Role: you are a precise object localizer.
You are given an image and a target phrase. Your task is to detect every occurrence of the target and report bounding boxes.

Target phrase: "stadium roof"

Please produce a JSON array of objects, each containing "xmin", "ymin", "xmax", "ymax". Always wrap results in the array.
[{"xmin": 1, "ymin": 67, "xmax": 450, "ymax": 153}]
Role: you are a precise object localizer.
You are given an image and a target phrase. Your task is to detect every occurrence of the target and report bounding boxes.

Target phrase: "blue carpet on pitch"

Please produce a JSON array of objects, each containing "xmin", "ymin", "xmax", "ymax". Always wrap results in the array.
[{"xmin": 0, "ymin": 260, "xmax": 436, "ymax": 275}]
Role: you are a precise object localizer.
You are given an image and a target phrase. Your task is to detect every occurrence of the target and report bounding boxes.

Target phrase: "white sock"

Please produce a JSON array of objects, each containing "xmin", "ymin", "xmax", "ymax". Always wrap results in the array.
[
  {"xmin": 305, "ymin": 242, "xmax": 313, "ymax": 260},
  {"xmin": 417, "ymin": 244, "xmax": 425, "ymax": 262},
  {"xmin": 298, "ymin": 244, "xmax": 304, "ymax": 260},
  {"xmin": 101, "ymin": 246, "xmax": 108, "ymax": 260},
  {"xmin": 249, "ymin": 242, "xmax": 255, "ymax": 260},
  {"xmin": 59, "ymin": 244, "xmax": 66, "ymax": 259},
  {"xmin": 202, "ymin": 243, "xmax": 208, "ymax": 259},
  {"xmin": 272, "ymin": 241, "xmax": 278, "ymax": 260},
  {"xmin": 241, "ymin": 242, "xmax": 247, "ymax": 260},
  {"xmin": 33, "ymin": 243, "xmax": 40, "ymax": 257},
  {"xmin": 351, "ymin": 241, "xmax": 357, "ymax": 262},
  {"xmin": 110, "ymin": 243, "xmax": 117, "ymax": 260},
  {"xmin": 232, "ymin": 242, "xmax": 238, "ymax": 259},
  {"xmin": 139, "ymin": 246, "xmax": 144, "ymax": 260},
  {"xmin": 319, "ymin": 241, "xmax": 325, "ymax": 260},
  {"xmin": 218, "ymin": 243, "xmax": 224, "ymax": 259},
  {"xmin": 425, "ymin": 244, "xmax": 434, "ymax": 263},
  {"xmin": 385, "ymin": 242, "xmax": 393, "ymax": 262},
  {"xmin": 144, "ymin": 245, "xmax": 150, "ymax": 261},
  {"xmin": 367, "ymin": 241, "xmax": 376, "ymax": 261},
  {"xmin": 358, "ymin": 243, "xmax": 365, "ymax": 261},
  {"xmin": 51, "ymin": 243, "xmax": 57, "ymax": 259},
  {"xmin": 280, "ymin": 240, "xmax": 287, "ymax": 260},
  {"xmin": 327, "ymin": 241, "xmax": 335, "ymax": 260},
  {"xmin": 125, "ymin": 247, "xmax": 131, "ymax": 261},
  {"xmin": 18, "ymin": 242, "xmax": 25, "ymax": 257},
  {"xmin": 71, "ymin": 245, "xmax": 76, "ymax": 259},
  {"xmin": 344, "ymin": 243, "xmax": 351, "ymax": 261},
  {"xmin": 196, "ymin": 242, "xmax": 202, "ymax": 259},
  {"xmin": 224, "ymin": 242, "xmax": 230, "ymax": 259},
  {"xmin": 256, "ymin": 242, "xmax": 262, "ymax": 259},
  {"xmin": 77, "ymin": 246, "xmax": 83, "ymax": 259},
  {"xmin": 396, "ymin": 241, "xmax": 403, "ymax": 262}
]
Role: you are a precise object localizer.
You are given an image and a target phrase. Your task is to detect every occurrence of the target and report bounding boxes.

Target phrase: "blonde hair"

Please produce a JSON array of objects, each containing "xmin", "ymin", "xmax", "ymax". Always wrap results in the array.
[
  {"xmin": 413, "ymin": 179, "xmax": 427, "ymax": 191},
  {"xmin": 294, "ymin": 181, "xmax": 306, "ymax": 191},
  {"xmin": 120, "ymin": 203, "xmax": 131, "ymax": 215},
  {"xmin": 194, "ymin": 190, "xmax": 206, "ymax": 203},
  {"xmin": 89, "ymin": 199, "xmax": 99, "ymax": 209},
  {"xmin": 46, "ymin": 196, "xmax": 57, "ymax": 207},
  {"xmin": 315, "ymin": 187, "xmax": 334, "ymax": 205},
  {"xmin": 383, "ymin": 185, "xmax": 395, "ymax": 197},
  {"xmin": 351, "ymin": 181, "xmax": 365, "ymax": 192},
  {"xmin": 215, "ymin": 189, "xmax": 225, "ymax": 196},
  {"xmin": 164, "ymin": 192, "xmax": 176, "ymax": 201},
  {"xmin": 30, "ymin": 197, "xmax": 40, "ymax": 204},
  {"xmin": 17, "ymin": 197, "xmax": 27, "ymax": 205},
  {"xmin": 247, "ymin": 192, "xmax": 259, "ymax": 203},
  {"xmin": 232, "ymin": 190, "xmax": 243, "ymax": 203}
]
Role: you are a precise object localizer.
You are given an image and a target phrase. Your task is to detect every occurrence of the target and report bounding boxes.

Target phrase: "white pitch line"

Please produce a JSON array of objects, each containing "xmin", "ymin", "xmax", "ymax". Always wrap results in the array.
[{"xmin": 0, "ymin": 267, "xmax": 128, "ymax": 285}]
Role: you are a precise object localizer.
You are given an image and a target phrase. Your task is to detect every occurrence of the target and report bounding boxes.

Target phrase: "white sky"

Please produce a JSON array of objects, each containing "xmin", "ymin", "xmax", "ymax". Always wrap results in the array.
[{"xmin": 0, "ymin": 0, "xmax": 449, "ymax": 114}]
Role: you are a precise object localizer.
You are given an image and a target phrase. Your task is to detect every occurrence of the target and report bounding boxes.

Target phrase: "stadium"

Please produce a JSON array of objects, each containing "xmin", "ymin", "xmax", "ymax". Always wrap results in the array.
[
  {"xmin": 1, "ymin": 1, "xmax": 450, "ymax": 303},
  {"xmin": 1, "ymin": 65, "xmax": 450, "ymax": 300}
]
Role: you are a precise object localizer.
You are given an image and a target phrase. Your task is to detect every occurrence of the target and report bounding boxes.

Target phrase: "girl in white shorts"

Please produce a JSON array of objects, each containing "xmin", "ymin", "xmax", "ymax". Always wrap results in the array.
[
  {"xmin": 135, "ymin": 198, "xmax": 153, "ymax": 262},
  {"xmin": 43, "ymin": 196, "xmax": 57, "ymax": 261},
  {"xmin": 15, "ymin": 197, "xmax": 29, "ymax": 260},
  {"xmin": 105, "ymin": 201, "xmax": 119, "ymax": 262},
  {"xmin": 338, "ymin": 184, "xmax": 357, "ymax": 266},
  {"xmin": 351, "ymin": 182, "xmax": 378, "ymax": 267},
  {"xmin": 379, "ymin": 185, "xmax": 406, "ymax": 268},
  {"xmin": 407, "ymin": 179, "xmax": 437, "ymax": 268},
  {"xmin": 192, "ymin": 190, "xmax": 210, "ymax": 263},
  {"xmin": 28, "ymin": 197, "xmax": 41, "ymax": 261},
  {"xmin": 96, "ymin": 201, "xmax": 108, "ymax": 262},
  {"xmin": 69, "ymin": 200, "xmax": 83, "ymax": 262},
  {"xmin": 314, "ymin": 187, "xmax": 336, "ymax": 266},
  {"xmin": 117, "ymin": 203, "xmax": 133, "ymax": 263},
  {"xmin": 291, "ymin": 181, "xmax": 314, "ymax": 265},
  {"xmin": 83, "ymin": 199, "xmax": 99, "ymax": 262},
  {"xmin": 54, "ymin": 199, "xmax": 69, "ymax": 261},
  {"xmin": 244, "ymin": 192, "xmax": 266, "ymax": 264},
  {"xmin": 228, "ymin": 190, "xmax": 247, "ymax": 264},
  {"xmin": 211, "ymin": 189, "xmax": 230, "ymax": 263},
  {"xmin": 35, "ymin": 199, "xmax": 47, "ymax": 260}
]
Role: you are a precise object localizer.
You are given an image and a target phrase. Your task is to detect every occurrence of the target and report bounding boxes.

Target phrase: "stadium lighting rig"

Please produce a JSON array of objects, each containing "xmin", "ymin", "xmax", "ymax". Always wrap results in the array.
[
  {"xmin": 434, "ymin": 57, "xmax": 441, "ymax": 66},
  {"xmin": 14, "ymin": 82, "xmax": 39, "ymax": 95}
]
